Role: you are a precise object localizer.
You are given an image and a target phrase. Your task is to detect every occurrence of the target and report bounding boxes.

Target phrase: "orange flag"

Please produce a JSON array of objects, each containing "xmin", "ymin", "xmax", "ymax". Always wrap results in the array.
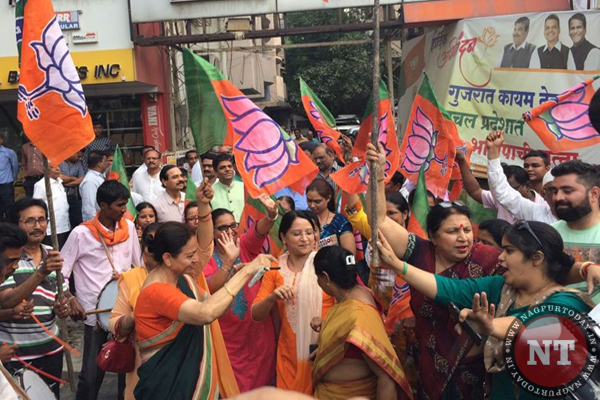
[
  {"xmin": 16, "ymin": 0, "xmax": 94, "ymax": 165},
  {"xmin": 524, "ymin": 76, "xmax": 600, "ymax": 152},
  {"xmin": 352, "ymin": 80, "xmax": 400, "ymax": 182},
  {"xmin": 399, "ymin": 74, "xmax": 458, "ymax": 199},
  {"xmin": 182, "ymin": 49, "xmax": 318, "ymax": 198}
]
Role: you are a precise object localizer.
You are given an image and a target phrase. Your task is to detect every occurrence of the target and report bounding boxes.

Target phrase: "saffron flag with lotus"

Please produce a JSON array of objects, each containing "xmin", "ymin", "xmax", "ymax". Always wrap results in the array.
[
  {"xmin": 16, "ymin": 0, "xmax": 94, "ymax": 165},
  {"xmin": 352, "ymin": 79, "xmax": 401, "ymax": 182},
  {"xmin": 239, "ymin": 196, "xmax": 284, "ymax": 256},
  {"xmin": 299, "ymin": 77, "xmax": 344, "ymax": 160},
  {"xmin": 399, "ymin": 74, "xmax": 459, "ymax": 199},
  {"xmin": 109, "ymin": 146, "xmax": 137, "ymax": 220},
  {"xmin": 332, "ymin": 80, "xmax": 400, "ymax": 194},
  {"xmin": 183, "ymin": 49, "xmax": 318, "ymax": 199},
  {"xmin": 524, "ymin": 76, "xmax": 600, "ymax": 153}
]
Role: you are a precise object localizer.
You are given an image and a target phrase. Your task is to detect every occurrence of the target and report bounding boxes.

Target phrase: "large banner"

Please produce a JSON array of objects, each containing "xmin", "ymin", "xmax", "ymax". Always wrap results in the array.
[{"xmin": 398, "ymin": 10, "xmax": 600, "ymax": 166}]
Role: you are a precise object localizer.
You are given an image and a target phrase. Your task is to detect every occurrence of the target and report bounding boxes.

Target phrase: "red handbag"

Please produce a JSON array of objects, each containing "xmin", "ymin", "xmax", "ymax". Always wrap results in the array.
[{"xmin": 96, "ymin": 317, "xmax": 136, "ymax": 373}]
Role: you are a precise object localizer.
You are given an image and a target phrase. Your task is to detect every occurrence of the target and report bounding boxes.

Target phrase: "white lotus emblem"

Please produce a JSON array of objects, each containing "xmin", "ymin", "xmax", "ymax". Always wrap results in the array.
[{"xmin": 18, "ymin": 17, "xmax": 87, "ymax": 121}]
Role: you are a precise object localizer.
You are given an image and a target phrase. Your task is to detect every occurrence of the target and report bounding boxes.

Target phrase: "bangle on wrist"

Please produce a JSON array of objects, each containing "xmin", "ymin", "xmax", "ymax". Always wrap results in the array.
[
  {"xmin": 198, "ymin": 211, "xmax": 211, "ymax": 221},
  {"xmin": 223, "ymin": 284, "xmax": 236, "ymax": 298},
  {"xmin": 401, "ymin": 260, "xmax": 408, "ymax": 275},
  {"xmin": 267, "ymin": 213, "xmax": 278, "ymax": 222},
  {"xmin": 580, "ymin": 261, "xmax": 593, "ymax": 279}
]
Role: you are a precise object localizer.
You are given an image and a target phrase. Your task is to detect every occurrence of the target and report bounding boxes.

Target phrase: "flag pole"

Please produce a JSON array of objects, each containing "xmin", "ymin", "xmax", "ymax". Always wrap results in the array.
[
  {"xmin": 369, "ymin": 0, "xmax": 381, "ymax": 268},
  {"xmin": 42, "ymin": 156, "xmax": 77, "ymax": 392}
]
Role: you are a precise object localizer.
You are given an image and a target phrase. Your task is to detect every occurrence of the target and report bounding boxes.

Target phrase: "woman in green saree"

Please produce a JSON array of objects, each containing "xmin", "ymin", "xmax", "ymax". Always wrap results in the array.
[
  {"xmin": 376, "ymin": 220, "xmax": 595, "ymax": 399},
  {"xmin": 133, "ymin": 222, "xmax": 275, "ymax": 400}
]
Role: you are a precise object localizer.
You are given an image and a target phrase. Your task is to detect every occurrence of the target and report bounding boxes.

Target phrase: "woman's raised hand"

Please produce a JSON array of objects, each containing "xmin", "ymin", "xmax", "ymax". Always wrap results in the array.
[
  {"xmin": 456, "ymin": 292, "xmax": 496, "ymax": 337},
  {"xmin": 217, "ymin": 231, "xmax": 241, "ymax": 268}
]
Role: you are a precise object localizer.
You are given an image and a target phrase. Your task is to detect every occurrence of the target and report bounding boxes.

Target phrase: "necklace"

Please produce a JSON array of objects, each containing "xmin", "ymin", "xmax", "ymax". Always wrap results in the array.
[
  {"xmin": 319, "ymin": 210, "xmax": 331, "ymax": 231},
  {"xmin": 514, "ymin": 282, "xmax": 556, "ymax": 309}
]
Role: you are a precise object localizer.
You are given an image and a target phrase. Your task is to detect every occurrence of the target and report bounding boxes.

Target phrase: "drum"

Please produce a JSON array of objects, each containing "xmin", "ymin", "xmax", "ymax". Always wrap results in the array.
[
  {"xmin": 96, "ymin": 279, "xmax": 119, "ymax": 331},
  {"xmin": 15, "ymin": 369, "xmax": 56, "ymax": 400}
]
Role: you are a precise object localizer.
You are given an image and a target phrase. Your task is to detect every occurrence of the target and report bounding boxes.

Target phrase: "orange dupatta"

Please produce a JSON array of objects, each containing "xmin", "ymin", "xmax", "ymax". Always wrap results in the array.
[{"xmin": 82, "ymin": 213, "xmax": 130, "ymax": 245}]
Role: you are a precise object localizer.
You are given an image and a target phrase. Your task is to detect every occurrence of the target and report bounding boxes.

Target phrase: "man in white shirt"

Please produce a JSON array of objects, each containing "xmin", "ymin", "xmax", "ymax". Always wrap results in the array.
[
  {"xmin": 131, "ymin": 149, "xmax": 164, "ymax": 203},
  {"xmin": 153, "ymin": 165, "xmax": 186, "ymax": 222},
  {"xmin": 485, "ymin": 131, "xmax": 557, "ymax": 224},
  {"xmin": 456, "ymin": 147, "xmax": 547, "ymax": 224},
  {"xmin": 32, "ymin": 163, "xmax": 70, "ymax": 248},
  {"xmin": 80, "ymin": 151, "xmax": 108, "ymax": 222},
  {"xmin": 62, "ymin": 180, "xmax": 142, "ymax": 400}
]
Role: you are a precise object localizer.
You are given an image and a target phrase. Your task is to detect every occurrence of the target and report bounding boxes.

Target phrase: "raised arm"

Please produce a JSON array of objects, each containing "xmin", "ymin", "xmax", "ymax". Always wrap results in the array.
[
  {"xmin": 376, "ymin": 231, "xmax": 438, "ymax": 299},
  {"xmin": 365, "ymin": 143, "xmax": 409, "ymax": 258},
  {"xmin": 255, "ymin": 194, "xmax": 278, "ymax": 236},
  {"xmin": 194, "ymin": 179, "xmax": 215, "ymax": 276},
  {"xmin": 456, "ymin": 153, "xmax": 483, "ymax": 203},
  {"xmin": 179, "ymin": 254, "xmax": 275, "ymax": 325}
]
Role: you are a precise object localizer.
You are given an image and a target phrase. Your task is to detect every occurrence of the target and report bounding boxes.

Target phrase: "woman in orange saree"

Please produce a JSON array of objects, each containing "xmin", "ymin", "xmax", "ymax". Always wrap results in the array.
[
  {"xmin": 312, "ymin": 246, "xmax": 412, "ymax": 400},
  {"xmin": 252, "ymin": 210, "xmax": 335, "ymax": 395},
  {"xmin": 133, "ymin": 222, "xmax": 275, "ymax": 400}
]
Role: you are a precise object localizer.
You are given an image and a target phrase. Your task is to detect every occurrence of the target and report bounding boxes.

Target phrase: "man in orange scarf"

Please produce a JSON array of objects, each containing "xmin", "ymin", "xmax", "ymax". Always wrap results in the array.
[{"xmin": 62, "ymin": 180, "xmax": 142, "ymax": 400}]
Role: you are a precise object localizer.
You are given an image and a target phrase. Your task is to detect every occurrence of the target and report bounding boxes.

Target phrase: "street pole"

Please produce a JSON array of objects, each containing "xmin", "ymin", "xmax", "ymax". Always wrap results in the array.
[
  {"xmin": 370, "ymin": 0, "xmax": 381, "ymax": 268},
  {"xmin": 42, "ymin": 157, "xmax": 77, "ymax": 392}
]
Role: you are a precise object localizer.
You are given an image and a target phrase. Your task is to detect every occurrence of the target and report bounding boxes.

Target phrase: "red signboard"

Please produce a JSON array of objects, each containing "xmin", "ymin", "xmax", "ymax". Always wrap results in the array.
[{"xmin": 141, "ymin": 93, "xmax": 169, "ymax": 153}]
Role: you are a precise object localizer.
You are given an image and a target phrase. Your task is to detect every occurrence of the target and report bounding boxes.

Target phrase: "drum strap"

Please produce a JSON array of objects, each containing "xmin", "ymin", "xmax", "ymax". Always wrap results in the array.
[{"xmin": 98, "ymin": 235, "xmax": 119, "ymax": 278}]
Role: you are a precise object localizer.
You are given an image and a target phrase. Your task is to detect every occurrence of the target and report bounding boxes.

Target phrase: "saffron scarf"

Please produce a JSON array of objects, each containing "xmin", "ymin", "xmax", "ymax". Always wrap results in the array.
[{"xmin": 82, "ymin": 212, "xmax": 130, "ymax": 245}]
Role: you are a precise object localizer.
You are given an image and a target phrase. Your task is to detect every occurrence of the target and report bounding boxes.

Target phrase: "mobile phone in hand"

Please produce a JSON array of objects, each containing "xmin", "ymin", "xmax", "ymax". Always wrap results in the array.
[{"xmin": 449, "ymin": 301, "xmax": 483, "ymax": 346}]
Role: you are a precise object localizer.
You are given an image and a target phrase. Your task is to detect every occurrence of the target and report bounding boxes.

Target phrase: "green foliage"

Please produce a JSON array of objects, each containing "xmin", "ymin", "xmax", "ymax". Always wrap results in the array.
[{"xmin": 284, "ymin": 9, "xmax": 379, "ymax": 118}]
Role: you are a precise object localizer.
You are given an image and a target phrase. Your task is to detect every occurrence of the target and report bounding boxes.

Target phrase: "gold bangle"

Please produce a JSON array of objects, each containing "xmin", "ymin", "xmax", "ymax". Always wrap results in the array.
[{"xmin": 223, "ymin": 284, "xmax": 236, "ymax": 298}]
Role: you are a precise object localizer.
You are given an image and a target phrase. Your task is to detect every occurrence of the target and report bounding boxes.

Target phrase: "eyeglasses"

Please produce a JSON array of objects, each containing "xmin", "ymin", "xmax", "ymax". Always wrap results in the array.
[
  {"xmin": 513, "ymin": 220, "xmax": 543, "ymax": 249},
  {"xmin": 438, "ymin": 201, "xmax": 465, "ymax": 208},
  {"xmin": 216, "ymin": 222, "xmax": 239, "ymax": 232},
  {"xmin": 20, "ymin": 217, "xmax": 49, "ymax": 228},
  {"xmin": 186, "ymin": 216, "xmax": 199, "ymax": 223}
]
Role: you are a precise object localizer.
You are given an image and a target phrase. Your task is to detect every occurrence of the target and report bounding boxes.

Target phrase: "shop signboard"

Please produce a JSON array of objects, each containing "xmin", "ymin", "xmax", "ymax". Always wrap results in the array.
[
  {"xmin": 55, "ymin": 10, "xmax": 81, "ymax": 30},
  {"xmin": 397, "ymin": 10, "xmax": 600, "ymax": 165},
  {"xmin": 142, "ymin": 94, "xmax": 169, "ymax": 154}
]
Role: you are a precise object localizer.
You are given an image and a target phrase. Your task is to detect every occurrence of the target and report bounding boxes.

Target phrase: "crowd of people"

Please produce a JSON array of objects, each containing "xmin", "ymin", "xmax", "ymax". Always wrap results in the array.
[{"xmin": 0, "ymin": 119, "xmax": 599, "ymax": 400}]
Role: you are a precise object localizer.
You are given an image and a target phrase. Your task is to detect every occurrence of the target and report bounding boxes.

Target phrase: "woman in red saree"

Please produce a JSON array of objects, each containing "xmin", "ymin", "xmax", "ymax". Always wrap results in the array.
[
  {"xmin": 366, "ymin": 143, "xmax": 502, "ymax": 399},
  {"xmin": 133, "ymin": 222, "xmax": 276, "ymax": 400}
]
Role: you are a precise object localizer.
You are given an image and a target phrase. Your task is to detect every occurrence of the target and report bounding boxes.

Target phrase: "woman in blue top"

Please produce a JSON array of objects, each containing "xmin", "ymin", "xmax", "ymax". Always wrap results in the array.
[
  {"xmin": 306, "ymin": 178, "xmax": 356, "ymax": 255},
  {"xmin": 376, "ymin": 220, "xmax": 595, "ymax": 400}
]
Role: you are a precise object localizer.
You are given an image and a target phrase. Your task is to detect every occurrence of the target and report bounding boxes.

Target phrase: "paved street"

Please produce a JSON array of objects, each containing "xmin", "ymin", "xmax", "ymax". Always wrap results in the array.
[{"xmin": 59, "ymin": 320, "xmax": 118, "ymax": 400}]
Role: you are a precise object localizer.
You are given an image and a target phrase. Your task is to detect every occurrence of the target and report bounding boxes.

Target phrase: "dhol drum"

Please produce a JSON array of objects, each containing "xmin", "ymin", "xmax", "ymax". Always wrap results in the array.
[
  {"xmin": 15, "ymin": 369, "xmax": 56, "ymax": 400},
  {"xmin": 96, "ymin": 279, "xmax": 119, "ymax": 331}
]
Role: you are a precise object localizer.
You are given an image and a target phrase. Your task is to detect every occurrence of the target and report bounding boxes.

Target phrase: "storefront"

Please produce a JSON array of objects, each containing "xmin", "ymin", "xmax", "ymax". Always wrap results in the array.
[{"xmin": 0, "ymin": 1, "xmax": 171, "ymax": 175}]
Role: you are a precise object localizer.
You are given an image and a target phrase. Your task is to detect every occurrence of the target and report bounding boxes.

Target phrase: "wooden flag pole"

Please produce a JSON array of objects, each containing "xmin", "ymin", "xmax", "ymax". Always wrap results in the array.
[
  {"xmin": 369, "ymin": 0, "xmax": 382, "ymax": 268},
  {"xmin": 42, "ymin": 157, "xmax": 77, "ymax": 392}
]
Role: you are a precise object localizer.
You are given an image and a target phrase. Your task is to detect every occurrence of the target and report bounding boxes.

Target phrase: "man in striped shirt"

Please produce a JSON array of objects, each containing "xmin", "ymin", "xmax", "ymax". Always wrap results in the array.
[{"xmin": 1, "ymin": 198, "xmax": 84, "ymax": 398}]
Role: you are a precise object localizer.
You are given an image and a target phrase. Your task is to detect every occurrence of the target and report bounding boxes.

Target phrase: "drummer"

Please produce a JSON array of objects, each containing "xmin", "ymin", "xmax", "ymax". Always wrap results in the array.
[
  {"xmin": 62, "ymin": 181, "xmax": 142, "ymax": 400},
  {"xmin": 1, "ymin": 199, "xmax": 85, "ymax": 399}
]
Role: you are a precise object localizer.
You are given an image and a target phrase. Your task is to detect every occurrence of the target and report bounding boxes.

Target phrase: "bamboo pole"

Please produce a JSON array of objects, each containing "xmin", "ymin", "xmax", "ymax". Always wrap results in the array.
[
  {"xmin": 42, "ymin": 157, "xmax": 77, "ymax": 392},
  {"xmin": 370, "ymin": 0, "xmax": 381, "ymax": 268}
]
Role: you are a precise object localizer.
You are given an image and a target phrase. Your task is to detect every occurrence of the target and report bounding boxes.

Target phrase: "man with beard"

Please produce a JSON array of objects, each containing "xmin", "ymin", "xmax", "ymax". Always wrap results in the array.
[
  {"xmin": 550, "ymin": 160, "xmax": 600, "ymax": 288},
  {"xmin": 211, "ymin": 154, "xmax": 245, "ymax": 221},
  {"xmin": 62, "ymin": 180, "xmax": 142, "ymax": 400},
  {"xmin": 194, "ymin": 152, "xmax": 217, "ymax": 186},
  {"xmin": 153, "ymin": 165, "xmax": 187, "ymax": 222},
  {"xmin": 2, "ymin": 199, "xmax": 85, "ymax": 398}
]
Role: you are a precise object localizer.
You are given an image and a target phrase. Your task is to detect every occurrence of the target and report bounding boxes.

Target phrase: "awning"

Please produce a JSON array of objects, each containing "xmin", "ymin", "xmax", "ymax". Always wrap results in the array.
[{"xmin": 403, "ymin": 0, "xmax": 572, "ymax": 24}]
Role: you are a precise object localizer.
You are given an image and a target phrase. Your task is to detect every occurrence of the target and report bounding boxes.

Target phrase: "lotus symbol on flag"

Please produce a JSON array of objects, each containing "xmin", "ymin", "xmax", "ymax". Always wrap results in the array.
[
  {"xmin": 223, "ymin": 95, "xmax": 299, "ymax": 188},
  {"xmin": 17, "ymin": 17, "xmax": 87, "ymax": 121},
  {"xmin": 348, "ymin": 162, "xmax": 369, "ymax": 187},
  {"xmin": 402, "ymin": 106, "xmax": 448, "ymax": 174},
  {"xmin": 541, "ymin": 84, "xmax": 599, "ymax": 142},
  {"xmin": 309, "ymin": 100, "xmax": 333, "ymax": 145},
  {"xmin": 378, "ymin": 112, "xmax": 393, "ymax": 178}
]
